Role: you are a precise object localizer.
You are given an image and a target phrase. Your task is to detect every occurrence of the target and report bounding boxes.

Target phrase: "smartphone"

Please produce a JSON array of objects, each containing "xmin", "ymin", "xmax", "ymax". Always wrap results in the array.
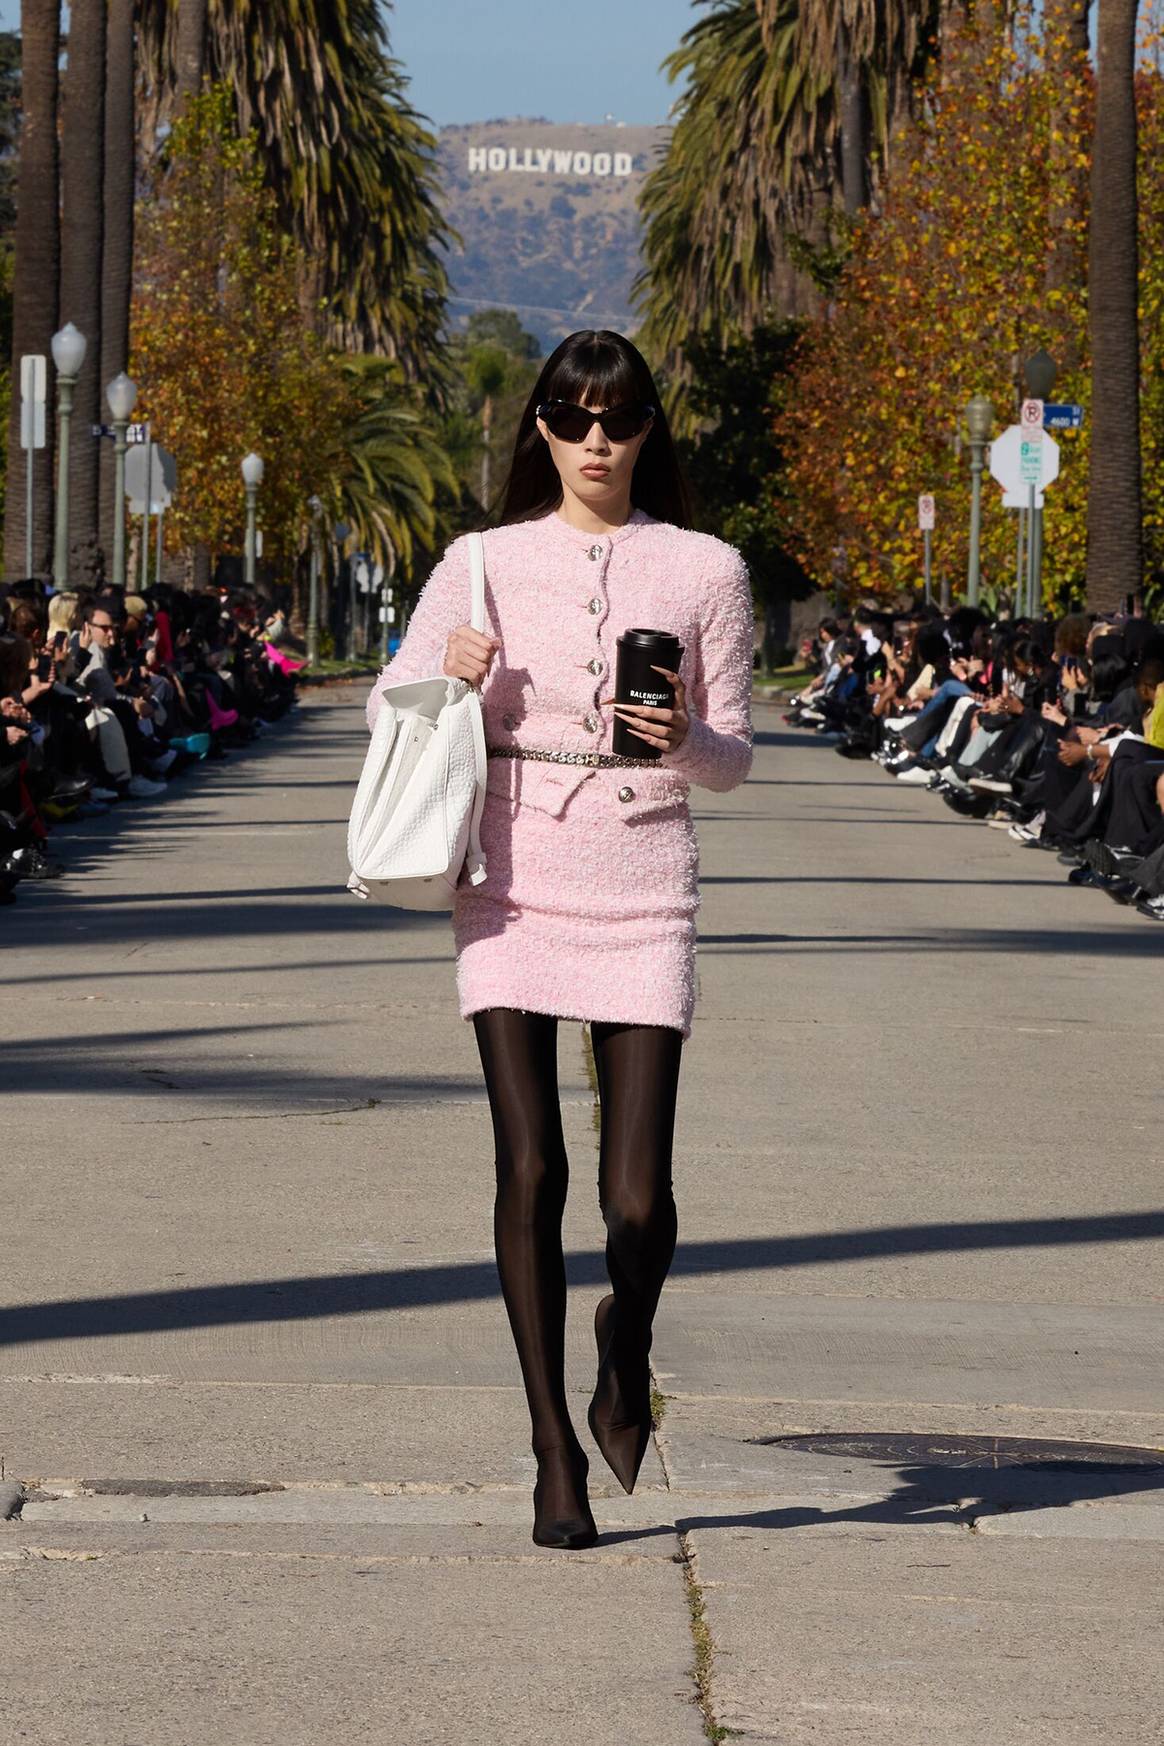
[{"xmin": 36, "ymin": 653, "xmax": 53, "ymax": 680}]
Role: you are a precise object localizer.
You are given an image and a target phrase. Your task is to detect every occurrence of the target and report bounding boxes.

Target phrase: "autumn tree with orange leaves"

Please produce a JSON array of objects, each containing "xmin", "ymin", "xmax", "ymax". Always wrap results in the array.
[{"xmin": 778, "ymin": 4, "xmax": 1164, "ymax": 614}]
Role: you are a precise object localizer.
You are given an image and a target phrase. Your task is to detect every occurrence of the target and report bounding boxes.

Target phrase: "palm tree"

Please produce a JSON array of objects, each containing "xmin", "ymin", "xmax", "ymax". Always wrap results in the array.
[
  {"xmin": 319, "ymin": 357, "xmax": 456, "ymax": 576},
  {"xmin": 1085, "ymin": 0, "xmax": 1142, "ymax": 613},
  {"xmin": 635, "ymin": 0, "xmax": 937, "ymax": 391},
  {"xmin": 778, "ymin": 0, "xmax": 933, "ymax": 216},
  {"xmin": 59, "ymin": 0, "xmax": 106, "ymax": 572},
  {"xmin": 98, "ymin": 0, "xmax": 136, "ymax": 565},
  {"xmin": 636, "ymin": 0, "xmax": 830, "ymax": 384},
  {"xmin": 464, "ymin": 342, "xmax": 511, "ymax": 510},
  {"xmin": 134, "ymin": 0, "xmax": 451, "ymax": 375},
  {"xmin": 4, "ymin": 0, "xmax": 59, "ymax": 581}
]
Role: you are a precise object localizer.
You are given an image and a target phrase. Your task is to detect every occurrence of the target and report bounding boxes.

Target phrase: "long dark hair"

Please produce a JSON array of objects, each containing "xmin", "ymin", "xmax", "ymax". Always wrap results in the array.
[{"xmin": 495, "ymin": 330, "xmax": 691, "ymax": 528}]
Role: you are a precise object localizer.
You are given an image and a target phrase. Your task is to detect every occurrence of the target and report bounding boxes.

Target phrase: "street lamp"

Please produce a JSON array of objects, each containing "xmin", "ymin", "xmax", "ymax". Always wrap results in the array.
[
  {"xmin": 51, "ymin": 323, "xmax": 88, "ymax": 586},
  {"xmin": 106, "ymin": 371, "xmax": 137, "ymax": 592},
  {"xmin": 241, "ymin": 452, "xmax": 264, "ymax": 590},
  {"xmin": 307, "ymin": 494, "xmax": 323, "ymax": 668},
  {"xmin": 964, "ymin": 393, "xmax": 994, "ymax": 607}
]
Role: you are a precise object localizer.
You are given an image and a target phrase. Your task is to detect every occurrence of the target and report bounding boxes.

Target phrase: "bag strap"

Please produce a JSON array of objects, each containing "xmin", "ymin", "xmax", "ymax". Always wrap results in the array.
[
  {"xmin": 463, "ymin": 531, "xmax": 489, "ymax": 887},
  {"xmin": 469, "ymin": 531, "xmax": 486, "ymax": 634}
]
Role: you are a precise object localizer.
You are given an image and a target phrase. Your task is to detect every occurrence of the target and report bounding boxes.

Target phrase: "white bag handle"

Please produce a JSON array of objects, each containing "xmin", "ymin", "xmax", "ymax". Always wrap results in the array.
[
  {"xmin": 469, "ymin": 531, "xmax": 486, "ymax": 633},
  {"xmin": 463, "ymin": 530, "xmax": 489, "ymax": 887}
]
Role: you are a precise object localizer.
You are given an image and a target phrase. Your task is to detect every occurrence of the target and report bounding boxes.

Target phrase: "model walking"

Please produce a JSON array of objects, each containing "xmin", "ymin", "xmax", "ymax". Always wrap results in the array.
[{"xmin": 366, "ymin": 331, "xmax": 754, "ymax": 1548}]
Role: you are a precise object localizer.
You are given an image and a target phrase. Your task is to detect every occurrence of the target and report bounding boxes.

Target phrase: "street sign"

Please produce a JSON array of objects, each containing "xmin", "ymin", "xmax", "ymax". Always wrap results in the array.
[
  {"xmin": 990, "ymin": 423, "xmax": 1060, "ymax": 507},
  {"xmin": 917, "ymin": 493, "xmax": 935, "ymax": 531},
  {"xmin": 91, "ymin": 420, "xmax": 150, "ymax": 444},
  {"xmin": 20, "ymin": 354, "xmax": 46, "ymax": 450},
  {"xmin": 125, "ymin": 442, "xmax": 178, "ymax": 513},
  {"xmin": 1020, "ymin": 433, "xmax": 1043, "ymax": 485},
  {"xmin": 1021, "ymin": 398, "xmax": 1044, "ymax": 431},
  {"xmin": 1042, "ymin": 403, "xmax": 1084, "ymax": 431}
]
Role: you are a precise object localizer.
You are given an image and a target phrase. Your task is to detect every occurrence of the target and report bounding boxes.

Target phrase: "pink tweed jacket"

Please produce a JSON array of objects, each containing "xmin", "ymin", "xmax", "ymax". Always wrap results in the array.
[{"xmin": 366, "ymin": 508, "xmax": 754, "ymax": 822}]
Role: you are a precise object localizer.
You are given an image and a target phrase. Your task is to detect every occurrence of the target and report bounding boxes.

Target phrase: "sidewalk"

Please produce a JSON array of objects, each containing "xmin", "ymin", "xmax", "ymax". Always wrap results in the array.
[{"xmin": 2, "ymin": 695, "xmax": 1162, "ymax": 1743}]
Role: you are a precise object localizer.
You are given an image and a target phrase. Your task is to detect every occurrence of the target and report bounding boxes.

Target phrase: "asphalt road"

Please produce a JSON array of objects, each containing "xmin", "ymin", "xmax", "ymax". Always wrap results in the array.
[{"xmin": 2, "ymin": 691, "xmax": 1161, "ymax": 1745}]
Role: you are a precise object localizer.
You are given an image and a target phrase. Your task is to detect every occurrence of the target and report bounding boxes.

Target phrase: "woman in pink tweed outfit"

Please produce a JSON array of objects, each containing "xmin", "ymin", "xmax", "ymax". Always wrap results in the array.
[{"xmin": 367, "ymin": 332, "xmax": 753, "ymax": 1550}]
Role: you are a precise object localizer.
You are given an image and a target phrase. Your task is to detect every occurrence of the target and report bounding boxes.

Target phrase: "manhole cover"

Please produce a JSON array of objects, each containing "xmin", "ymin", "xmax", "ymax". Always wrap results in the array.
[{"xmin": 751, "ymin": 1432, "xmax": 1164, "ymax": 1473}]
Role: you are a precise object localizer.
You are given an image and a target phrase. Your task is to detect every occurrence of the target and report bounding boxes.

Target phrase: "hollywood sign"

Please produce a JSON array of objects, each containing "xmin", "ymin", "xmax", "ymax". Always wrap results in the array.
[{"xmin": 468, "ymin": 145, "xmax": 637, "ymax": 178}]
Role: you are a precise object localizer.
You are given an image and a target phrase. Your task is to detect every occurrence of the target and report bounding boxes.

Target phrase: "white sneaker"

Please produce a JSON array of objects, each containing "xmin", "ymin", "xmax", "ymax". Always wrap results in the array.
[
  {"xmin": 149, "ymin": 749, "xmax": 178, "ymax": 774},
  {"xmin": 90, "ymin": 785, "xmax": 119, "ymax": 802},
  {"xmin": 127, "ymin": 774, "xmax": 166, "ymax": 799},
  {"xmin": 896, "ymin": 765, "xmax": 936, "ymax": 785}
]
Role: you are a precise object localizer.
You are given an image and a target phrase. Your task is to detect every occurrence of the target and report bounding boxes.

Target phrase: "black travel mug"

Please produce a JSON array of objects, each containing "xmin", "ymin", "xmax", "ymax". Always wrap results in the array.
[{"xmin": 612, "ymin": 628, "xmax": 684, "ymax": 760}]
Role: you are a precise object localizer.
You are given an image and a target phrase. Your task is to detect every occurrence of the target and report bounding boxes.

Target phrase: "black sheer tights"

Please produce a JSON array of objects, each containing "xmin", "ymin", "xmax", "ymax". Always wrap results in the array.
[{"xmin": 472, "ymin": 1008, "xmax": 683, "ymax": 1508}]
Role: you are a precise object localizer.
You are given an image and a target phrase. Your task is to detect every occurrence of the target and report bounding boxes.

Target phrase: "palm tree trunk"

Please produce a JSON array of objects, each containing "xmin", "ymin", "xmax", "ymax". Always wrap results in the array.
[
  {"xmin": 837, "ymin": 29, "xmax": 869, "ymax": 218},
  {"xmin": 60, "ymin": 0, "xmax": 107, "ymax": 576},
  {"xmin": 1085, "ymin": 0, "xmax": 1142, "ymax": 614},
  {"xmin": 99, "ymin": 0, "xmax": 135, "ymax": 569},
  {"xmin": 4, "ymin": 0, "xmax": 59, "ymax": 580},
  {"xmin": 1043, "ymin": 0, "xmax": 1091, "ymax": 368},
  {"xmin": 176, "ymin": 0, "xmax": 207, "ymax": 102}
]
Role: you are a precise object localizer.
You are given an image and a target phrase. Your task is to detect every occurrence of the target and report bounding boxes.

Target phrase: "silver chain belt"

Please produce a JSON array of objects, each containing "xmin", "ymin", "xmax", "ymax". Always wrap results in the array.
[{"xmin": 485, "ymin": 745, "xmax": 659, "ymax": 769}]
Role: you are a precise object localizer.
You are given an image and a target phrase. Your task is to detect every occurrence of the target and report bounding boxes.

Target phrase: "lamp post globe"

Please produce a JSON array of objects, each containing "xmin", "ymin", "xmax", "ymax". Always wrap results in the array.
[
  {"xmin": 963, "ymin": 394, "xmax": 994, "ymax": 606},
  {"xmin": 105, "ymin": 372, "xmax": 138, "ymax": 591},
  {"xmin": 51, "ymin": 324, "xmax": 88, "ymax": 586},
  {"xmin": 241, "ymin": 453, "xmax": 264, "ymax": 589},
  {"xmin": 51, "ymin": 322, "xmax": 88, "ymax": 380}
]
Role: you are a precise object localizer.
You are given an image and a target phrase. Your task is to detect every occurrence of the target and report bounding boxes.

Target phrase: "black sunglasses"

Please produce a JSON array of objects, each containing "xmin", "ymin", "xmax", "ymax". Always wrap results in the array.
[{"xmin": 537, "ymin": 400, "xmax": 655, "ymax": 443}]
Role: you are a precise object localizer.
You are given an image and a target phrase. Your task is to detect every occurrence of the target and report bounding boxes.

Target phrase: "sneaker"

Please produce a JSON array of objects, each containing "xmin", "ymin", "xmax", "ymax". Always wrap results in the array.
[
  {"xmin": 126, "ymin": 774, "xmax": 167, "ymax": 800},
  {"xmin": 969, "ymin": 776, "xmax": 1013, "ymax": 795},
  {"xmin": 90, "ymin": 785, "xmax": 120, "ymax": 802},
  {"xmin": 1135, "ymin": 893, "xmax": 1164, "ymax": 921},
  {"xmin": 897, "ymin": 765, "xmax": 938, "ymax": 786},
  {"xmin": 149, "ymin": 748, "xmax": 178, "ymax": 774},
  {"xmin": 985, "ymin": 809, "xmax": 1014, "ymax": 828},
  {"xmin": 1009, "ymin": 821, "xmax": 1042, "ymax": 844}
]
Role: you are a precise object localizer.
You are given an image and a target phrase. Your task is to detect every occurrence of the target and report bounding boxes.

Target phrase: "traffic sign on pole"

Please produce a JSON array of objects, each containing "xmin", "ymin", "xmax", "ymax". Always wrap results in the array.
[
  {"xmin": 990, "ymin": 424, "xmax": 1060, "ymax": 508},
  {"xmin": 20, "ymin": 355, "xmax": 47, "ymax": 450},
  {"xmin": 1020, "ymin": 398, "xmax": 1044, "ymax": 431}
]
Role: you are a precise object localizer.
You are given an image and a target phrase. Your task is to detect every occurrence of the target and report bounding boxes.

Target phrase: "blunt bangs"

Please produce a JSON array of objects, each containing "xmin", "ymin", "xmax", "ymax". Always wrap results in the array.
[{"xmin": 541, "ymin": 333, "xmax": 652, "ymax": 411}]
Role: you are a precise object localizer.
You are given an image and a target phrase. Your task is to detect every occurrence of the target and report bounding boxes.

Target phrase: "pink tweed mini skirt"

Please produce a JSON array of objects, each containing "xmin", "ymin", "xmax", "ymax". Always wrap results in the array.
[{"xmin": 452, "ymin": 772, "xmax": 700, "ymax": 1039}]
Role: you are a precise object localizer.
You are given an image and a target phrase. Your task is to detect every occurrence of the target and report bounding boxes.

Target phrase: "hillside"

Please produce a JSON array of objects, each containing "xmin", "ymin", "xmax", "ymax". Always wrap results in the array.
[{"xmin": 436, "ymin": 120, "xmax": 667, "ymax": 354}]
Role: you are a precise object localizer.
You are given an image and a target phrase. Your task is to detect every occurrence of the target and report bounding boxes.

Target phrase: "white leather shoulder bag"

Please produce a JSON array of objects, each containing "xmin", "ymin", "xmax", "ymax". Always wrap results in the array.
[{"xmin": 346, "ymin": 531, "xmax": 489, "ymax": 910}]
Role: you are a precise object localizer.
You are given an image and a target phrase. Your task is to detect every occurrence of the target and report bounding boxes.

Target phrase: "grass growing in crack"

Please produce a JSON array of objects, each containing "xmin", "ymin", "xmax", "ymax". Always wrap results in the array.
[
  {"xmin": 581, "ymin": 1023, "xmax": 602, "ymax": 1135},
  {"xmin": 678, "ymin": 1532, "xmax": 736, "ymax": 1742},
  {"xmin": 650, "ymin": 1387, "xmax": 668, "ymax": 1429}
]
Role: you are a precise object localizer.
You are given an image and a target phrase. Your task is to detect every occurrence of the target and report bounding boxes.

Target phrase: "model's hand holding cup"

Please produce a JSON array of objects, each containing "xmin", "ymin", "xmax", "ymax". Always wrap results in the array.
[
  {"xmin": 602, "ymin": 628, "xmax": 689, "ymax": 758},
  {"xmin": 443, "ymin": 624, "xmax": 500, "ymax": 688}
]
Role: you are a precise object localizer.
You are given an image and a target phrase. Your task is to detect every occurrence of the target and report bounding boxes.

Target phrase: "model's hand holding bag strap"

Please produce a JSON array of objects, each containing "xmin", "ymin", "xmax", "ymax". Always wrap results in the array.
[{"xmin": 347, "ymin": 532, "xmax": 489, "ymax": 909}]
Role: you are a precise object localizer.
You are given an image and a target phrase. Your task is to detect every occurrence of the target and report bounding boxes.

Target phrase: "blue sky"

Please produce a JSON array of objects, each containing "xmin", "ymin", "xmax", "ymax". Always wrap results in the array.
[
  {"xmin": 0, "ymin": 1, "xmax": 696, "ymax": 127},
  {"xmin": 387, "ymin": 0, "xmax": 696, "ymax": 127}
]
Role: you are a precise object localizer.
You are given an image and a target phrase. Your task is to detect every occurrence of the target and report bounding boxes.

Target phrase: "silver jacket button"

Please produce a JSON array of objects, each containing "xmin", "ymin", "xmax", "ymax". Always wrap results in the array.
[
  {"xmin": 588, "ymin": 543, "xmax": 604, "ymax": 560},
  {"xmin": 587, "ymin": 596, "xmax": 603, "ymax": 614},
  {"xmin": 583, "ymin": 713, "xmax": 600, "ymax": 733},
  {"xmin": 502, "ymin": 712, "xmax": 518, "ymax": 731},
  {"xmin": 618, "ymin": 785, "xmax": 634, "ymax": 802},
  {"xmin": 587, "ymin": 657, "xmax": 603, "ymax": 676}
]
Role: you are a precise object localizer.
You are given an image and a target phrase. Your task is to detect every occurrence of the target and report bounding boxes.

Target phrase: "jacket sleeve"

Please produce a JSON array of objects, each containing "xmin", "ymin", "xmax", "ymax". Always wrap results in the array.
[
  {"xmin": 365, "ymin": 536, "xmax": 473, "ymax": 732},
  {"xmin": 663, "ymin": 546, "xmax": 755, "ymax": 791}
]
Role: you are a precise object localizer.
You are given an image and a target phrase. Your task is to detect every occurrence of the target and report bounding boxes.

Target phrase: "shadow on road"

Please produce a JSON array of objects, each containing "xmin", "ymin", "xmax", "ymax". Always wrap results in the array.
[{"xmin": 3, "ymin": 1211, "xmax": 1162, "ymax": 1348}]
